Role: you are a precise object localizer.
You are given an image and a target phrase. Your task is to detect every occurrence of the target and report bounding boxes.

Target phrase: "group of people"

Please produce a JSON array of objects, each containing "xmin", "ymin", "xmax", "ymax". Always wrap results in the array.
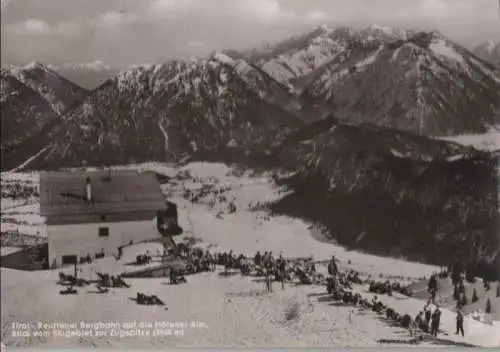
[
  {"xmin": 414, "ymin": 301, "xmax": 443, "ymax": 337},
  {"xmin": 159, "ymin": 244, "xmax": 476, "ymax": 341},
  {"xmin": 170, "ymin": 245, "xmax": 324, "ymax": 292},
  {"xmin": 426, "ymin": 272, "xmax": 467, "ymax": 338}
]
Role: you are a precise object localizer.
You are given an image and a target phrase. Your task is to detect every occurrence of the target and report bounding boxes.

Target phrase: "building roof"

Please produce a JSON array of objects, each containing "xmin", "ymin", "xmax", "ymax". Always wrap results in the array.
[{"xmin": 39, "ymin": 170, "xmax": 167, "ymax": 217}]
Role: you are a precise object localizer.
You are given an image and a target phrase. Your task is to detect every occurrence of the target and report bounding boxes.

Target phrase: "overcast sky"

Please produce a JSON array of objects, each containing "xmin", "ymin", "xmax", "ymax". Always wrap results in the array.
[{"xmin": 1, "ymin": 0, "xmax": 499, "ymax": 66}]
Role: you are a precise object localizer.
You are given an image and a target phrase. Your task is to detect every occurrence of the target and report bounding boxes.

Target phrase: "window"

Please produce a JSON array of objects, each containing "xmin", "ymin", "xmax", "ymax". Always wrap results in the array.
[{"xmin": 98, "ymin": 227, "xmax": 109, "ymax": 237}]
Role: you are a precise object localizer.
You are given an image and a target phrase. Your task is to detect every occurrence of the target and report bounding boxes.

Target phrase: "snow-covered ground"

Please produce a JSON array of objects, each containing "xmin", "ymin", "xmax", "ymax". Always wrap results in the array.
[
  {"xmin": 1, "ymin": 162, "xmax": 499, "ymax": 348},
  {"xmin": 438, "ymin": 126, "xmax": 500, "ymax": 152}
]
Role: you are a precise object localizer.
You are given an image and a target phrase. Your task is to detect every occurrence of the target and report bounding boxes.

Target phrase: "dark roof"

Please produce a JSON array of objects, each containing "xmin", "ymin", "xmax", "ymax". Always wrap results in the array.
[{"xmin": 39, "ymin": 170, "xmax": 166, "ymax": 217}]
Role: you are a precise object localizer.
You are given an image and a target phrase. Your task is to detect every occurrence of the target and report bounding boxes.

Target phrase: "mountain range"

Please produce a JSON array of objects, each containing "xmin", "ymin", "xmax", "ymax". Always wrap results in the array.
[
  {"xmin": 50, "ymin": 61, "xmax": 119, "ymax": 90},
  {"xmin": 2, "ymin": 25, "xmax": 500, "ymax": 171},
  {"xmin": 473, "ymin": 40, "xmax": 500, "ymax": 68},
  {"xmin": 1, "ymin": 25, "xmax": 499, "ymax": 273}
]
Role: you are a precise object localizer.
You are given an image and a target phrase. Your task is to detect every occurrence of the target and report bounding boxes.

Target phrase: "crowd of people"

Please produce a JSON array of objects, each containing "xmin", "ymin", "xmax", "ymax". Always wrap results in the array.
[
  {"xmin": 172, "ymin": 245, "xmax": 483, "ymax": 341},
  {"xmin": 68, "ymin": 242, "xmax": 482, "ymax": 342}
]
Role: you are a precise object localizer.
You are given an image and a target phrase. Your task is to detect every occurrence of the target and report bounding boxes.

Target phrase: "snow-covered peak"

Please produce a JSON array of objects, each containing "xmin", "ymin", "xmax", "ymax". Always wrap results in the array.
[
  {"xmin": 61, "ymin": 60, "xmax": 112, "ymax": 71},
  {"xmin": 318, "ymin": 24, "xmax": 334, "ymax": 34},
  {"xmin": 359, "ymin": 25, "xmax": 411, "ymax": 41},
  {"xmin": 210, "ymin": 52, "xmax": 236, "ymax": 65},
  {"xmin": 428, "ymin": 37, "xmax": 465, "ymax": 64},
  {"xmin": 5, "ymin": 61, "xmax": 48, "ymax": 77},
  {"xmin": 24, "ymin": 61, "xmax": 46, "ymax": 71},
  {"xmin": 485, "ymin": 39, "xmax": 497, "ymax": 53},
  {"xmin": 472, "ymin": 40, "xmax": 500, "ymax": 67},
  {"xmin": 368, "ymin": 24, "xmax": 395, "ymax": 35}
]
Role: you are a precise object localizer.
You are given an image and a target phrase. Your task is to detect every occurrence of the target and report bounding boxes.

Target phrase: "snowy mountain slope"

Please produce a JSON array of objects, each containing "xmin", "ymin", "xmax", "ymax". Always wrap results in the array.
[
  {"xmin": 438, "ymin": 125, "xmax": 500, "ymax": 152},
  {"xmin": 271, "ymin": 116, "xmax": 499, "ymax": 268},
  {"xmin": 0, "ymin": 72, "xmax": 60, "ymax": 168},
  {"xmin": 209, "ymin": 52, "xmax": 300, "ymax": 114},
  {"xmin": 249, "ymin": 25, "xmax": 413, "ymax": 87},
  {"xmin": 299, "ymin": 31, "xmax": 500, "ymax": 135},
  {"xmin": 22, "ymin": 54, "xmax": 302, "ymax": 169},
  {"xmin": 473, "ymin": 40, "xmax": 500, "ymax": 67},
  {"xmin": 53, "ymin": 61, "xmax": 119, "ymax": 90},
  {"xmin": 2, "ymin": 163, "xmax": 499, "ymax": 348},
  {"xmin": 4, "ymin": 62, "xmax": 87, "ymax": 114}
]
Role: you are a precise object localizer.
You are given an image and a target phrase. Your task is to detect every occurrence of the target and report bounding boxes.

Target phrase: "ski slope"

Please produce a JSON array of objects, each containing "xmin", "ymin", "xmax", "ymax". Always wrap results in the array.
[{"xmin": 1, "ymin": 162, "xmax": 499, "ymax": 348}]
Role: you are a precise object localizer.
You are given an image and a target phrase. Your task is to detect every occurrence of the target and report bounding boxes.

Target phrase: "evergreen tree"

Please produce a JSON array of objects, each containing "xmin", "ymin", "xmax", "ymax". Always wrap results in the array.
[
  {"xmin": 471, "ymin": 288, "xmax": 479, "ymax": 303},
  {"xmin": 465, "ymin": 262, "xmax": 476, "ymax": 283},
  {"xmin": 461, "ymin": 294, "xmax": 468, "ymax": 306},
  {"xmin": 485, "ymin": 298, "xmax": 492, "ymax": 314}
]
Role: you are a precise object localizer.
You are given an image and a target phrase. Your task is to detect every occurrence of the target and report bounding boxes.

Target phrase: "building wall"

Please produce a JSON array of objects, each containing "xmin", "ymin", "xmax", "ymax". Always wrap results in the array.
[{"xmin": 47, "ymin": 216, "xmax": 161, "ymax": 268}]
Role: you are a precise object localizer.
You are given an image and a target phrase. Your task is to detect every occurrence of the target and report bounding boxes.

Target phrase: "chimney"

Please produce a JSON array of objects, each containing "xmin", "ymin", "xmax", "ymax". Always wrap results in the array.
[{"xmin": 85, "ymin": 177, "xmax": 92, "ymax": 203}]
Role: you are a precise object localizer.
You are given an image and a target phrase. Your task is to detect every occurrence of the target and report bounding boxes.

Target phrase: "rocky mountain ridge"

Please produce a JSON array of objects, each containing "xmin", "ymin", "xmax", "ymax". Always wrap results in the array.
[
  {"xmin": 2, "ymin": 25, "xmax": 499, "ymax": 170},
  {"xmin": 20, "ymin": 53, "xmax": 302, "ymax": 170}
]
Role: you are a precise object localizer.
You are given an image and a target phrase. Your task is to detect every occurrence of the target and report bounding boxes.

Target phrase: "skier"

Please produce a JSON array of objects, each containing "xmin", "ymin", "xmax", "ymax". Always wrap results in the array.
[{"xmin": 455, "ymin": 309, "xmax": 465, "ymax": 337}]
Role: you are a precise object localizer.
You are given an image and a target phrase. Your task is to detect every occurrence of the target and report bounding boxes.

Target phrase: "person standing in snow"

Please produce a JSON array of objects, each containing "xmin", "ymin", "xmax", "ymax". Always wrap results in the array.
[
  {"xmin": 428, "ymin": 273, "xmax": 438, "ymax": 303},
  {"xmin": 455, "ymin": 309, "xmax": 465, "ymax": 337},
  {"xmin": 430, "ymin": 305, "xmax": 442, "ymax": 337},
  {"xmin": 265, "ymin": 268, "xmax": 273, "ymax": 293},
  {"xmin": 268, "ymin": 251, "xmax": 275, "ymax": 269},
  {"xmin": 254, "ymin": 251, "xmax": 262, "ymax": 267},
  {"xmin": 424, "ymin": 305, "xmax": 432, "ymax": 333},
  {"xmin": 328, "ymin": 256, "xmax": 338, "ymax": 276},
  {"xmin": 277, "ymin": 256, "xmax": 286, "ymax": 290},
  {"xmin": 262, "ymin": 251, "xmax": 269, "ymax": 268}
]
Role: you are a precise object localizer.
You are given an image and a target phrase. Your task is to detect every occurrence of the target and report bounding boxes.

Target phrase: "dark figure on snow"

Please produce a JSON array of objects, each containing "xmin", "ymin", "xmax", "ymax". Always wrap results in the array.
[
  {"xmin": 265, "ymin": 268, "xmax": 273, "ymax": 293},
  {"xmin": 254, "ymin": 251, "xmax": 262, "ymax": 267},
  {"xmin": 483, "ymin": 278, "xmax": 491, "ymax": 291},
  {"xmin": 455, "ymin": 309, "xmax": 465, "ymax": 337},
  {"xmin": 451, "ymin": 261, "xmax": 462, "ymax": 287},
  {"xmin": 268, "ymin": 252, "xmax": 275, "ymax": 268},
  {"xmin": 428, "ymin": 274, "xmax": 438, "ymax": 302},
  {"xmin": 210, "ymin": 253, "xmax": 216, "ymax": 271},
  {"xmin": 328, "ymin": 256, "xmax": 338, "ymax": 276},
  {"xmin": 430, "ymin": 306, "xmax": 442, "ymax": 337},
  {"xmin": 424, "ymin": 305, "xmax": 432, "ymax": 333},
  {"xmin": 277, "ymin": 257, "xmax": 286, "ymax": 290},
  {"xmin": 453, "ymin": 284, "xmax": 461, "ymax": 301},
  {"xmin": 170, "ymin": 268, "xmax": 182, "ymax": 284},
  {"xmin": 310, "ymin": 262, "xmax": 316, "ymax": 273},
  {"xmin": 415, "ymin": 311, "xmax": 429, "ymax": 332}
]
